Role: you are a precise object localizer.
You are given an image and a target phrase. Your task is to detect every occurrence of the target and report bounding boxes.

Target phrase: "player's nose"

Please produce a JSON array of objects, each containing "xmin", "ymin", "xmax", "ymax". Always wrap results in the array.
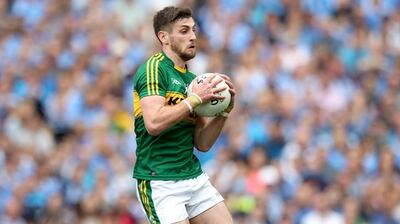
[{"xmin": 189, "ymin": 30, "xmax": 197, "ymax": 41}]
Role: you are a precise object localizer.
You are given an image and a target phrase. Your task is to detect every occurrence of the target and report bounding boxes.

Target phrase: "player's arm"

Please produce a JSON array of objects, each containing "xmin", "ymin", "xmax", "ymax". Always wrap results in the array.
[
  {"xmin": 194, "ymin": 74, "xmax": 236, "ymax": 151},
  {"xmin": 194, "ymin": 116, "xmax": 227, "ymax": 152},
  {"xmin": 140, "ymin": 96, "xmax": 192, "ymax": 136},
  {"xmin": 140, "ymin": 74, "xmax": 225, "ymax": 136}
]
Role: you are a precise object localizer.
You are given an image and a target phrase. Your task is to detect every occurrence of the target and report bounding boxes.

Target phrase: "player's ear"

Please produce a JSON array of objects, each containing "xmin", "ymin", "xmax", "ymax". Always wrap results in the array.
[{"xmin": 158, "ymin": 31, "xmax": 170, "ymax": 45}]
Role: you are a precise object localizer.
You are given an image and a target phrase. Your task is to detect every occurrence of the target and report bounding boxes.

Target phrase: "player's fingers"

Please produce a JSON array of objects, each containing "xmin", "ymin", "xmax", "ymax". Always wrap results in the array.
[
  {"xmin": 211, "ymin": 94, "xmax": 226, "ymax": 100},
  {"xmin": 228, "ymin": 88, "xmax": 236, "ymax": 96},
  {"xmin": 203, "ymin": 74, "xmax": 216, "ymax": 84},
  {"xmin": 210, "ymin": 76, "xmax": 223, "ymax": 87},
  {"xmin": 215, "ymin": 74, "xmax": 235, "ymax": 89},
  {"xmin": 224, "ymin": 80, "xmax": 235, "ymax": 89},
  {"xmin": 212, "ymin": 85, "xmax": 227, "ymax": 94},
  {"xmin": 222, "ymin": 80, "xmax": 236, "ymax": 97},
  {"xmin": 217, "ymin": 74, "xmax": 231, "ymax": 81}
]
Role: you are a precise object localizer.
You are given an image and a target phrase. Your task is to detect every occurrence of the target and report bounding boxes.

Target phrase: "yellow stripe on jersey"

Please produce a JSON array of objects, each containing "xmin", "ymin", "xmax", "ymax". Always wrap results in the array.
[
  {"xmin": 145, "ymin": 53, "xmax": 160, "ymax": 95},
  {"xmin": 149, "ymin": 56, "xmax": 156, "ymax": 95},
  {"xmin": 154, "ymin": 56, "xmax": 164, "ymax": 95},
  {"xmin": 133, "ymin": 91, "xmax": 142, "ymax": 117},
  {"xmin": 146, "ymin": 54, "xmax": 164, "ymax": 95},
  {"xmin": 146, "ymin": 56, "xmax": 152, "ymax": 94}
]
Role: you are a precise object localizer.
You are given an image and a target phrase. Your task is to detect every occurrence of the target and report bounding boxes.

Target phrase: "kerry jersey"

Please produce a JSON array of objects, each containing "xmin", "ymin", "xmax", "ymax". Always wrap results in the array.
[{"xmin": 133, "ymin": 51, "xmax": 202, "ymax": 180}]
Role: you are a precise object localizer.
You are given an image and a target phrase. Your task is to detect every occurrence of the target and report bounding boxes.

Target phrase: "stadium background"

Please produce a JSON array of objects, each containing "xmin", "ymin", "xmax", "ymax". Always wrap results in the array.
[{"xmin": 1, "ymin": 0, "xmax": 400, "ymax": 223}]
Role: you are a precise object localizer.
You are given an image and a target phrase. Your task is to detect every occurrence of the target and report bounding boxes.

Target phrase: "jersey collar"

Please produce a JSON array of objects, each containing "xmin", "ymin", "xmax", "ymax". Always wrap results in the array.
[{"xmin": 161, "ymin": 51, "xmax": 187, "ymax": 74}]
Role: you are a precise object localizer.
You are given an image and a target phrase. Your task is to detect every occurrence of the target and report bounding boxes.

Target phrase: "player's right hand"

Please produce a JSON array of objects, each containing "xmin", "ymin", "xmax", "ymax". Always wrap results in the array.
[{"xmin": 191, "ymin": 74, "xmax": 227, "ymax": 104}]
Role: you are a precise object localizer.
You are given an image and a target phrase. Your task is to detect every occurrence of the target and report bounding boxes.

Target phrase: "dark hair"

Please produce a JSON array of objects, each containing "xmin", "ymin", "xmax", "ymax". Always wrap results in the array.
[{"xmin": 153, "ymin": 6, "xmax": 193, "ymax": 42}]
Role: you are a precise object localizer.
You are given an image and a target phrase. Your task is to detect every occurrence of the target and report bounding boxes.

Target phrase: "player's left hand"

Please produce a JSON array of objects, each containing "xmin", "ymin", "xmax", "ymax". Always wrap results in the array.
[
  {"xmin": 215, "ymin": 73, "xmax": 236, "ymax": 113},
  {"xmin": 216, "ymin": 74, "xmax": 236, "ymax": 97}
]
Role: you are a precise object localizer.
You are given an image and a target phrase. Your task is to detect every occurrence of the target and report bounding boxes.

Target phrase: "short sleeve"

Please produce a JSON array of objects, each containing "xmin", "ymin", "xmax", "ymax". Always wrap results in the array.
[{"xmin": 134, "ymin": 59, "xmax": 167, "ymax": 98}]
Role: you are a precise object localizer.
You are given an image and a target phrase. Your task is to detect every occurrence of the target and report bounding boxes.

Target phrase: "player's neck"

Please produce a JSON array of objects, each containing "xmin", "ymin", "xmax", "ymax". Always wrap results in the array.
[{"xmin": 163, "ymin": 48, "xmax": 186, "ymax": 68}]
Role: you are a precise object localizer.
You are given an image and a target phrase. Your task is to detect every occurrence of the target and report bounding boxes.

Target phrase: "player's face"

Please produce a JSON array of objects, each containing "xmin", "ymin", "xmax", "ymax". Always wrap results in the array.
[{"xmin": 169, "ymin": 18, "xmax": 197, "ymax": 61}]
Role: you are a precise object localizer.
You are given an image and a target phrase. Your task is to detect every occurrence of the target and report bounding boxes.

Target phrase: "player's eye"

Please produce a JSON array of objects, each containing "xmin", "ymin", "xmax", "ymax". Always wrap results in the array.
[{"xmin": 180, "ymin": 29, "xmax": 188, "ymax": 34}]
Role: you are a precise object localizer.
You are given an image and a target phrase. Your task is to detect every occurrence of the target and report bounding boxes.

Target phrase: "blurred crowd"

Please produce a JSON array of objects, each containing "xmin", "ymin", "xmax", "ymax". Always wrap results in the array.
[{"xmin": 1, "ymin": 0, "xmax": 400, "ymax": 223}]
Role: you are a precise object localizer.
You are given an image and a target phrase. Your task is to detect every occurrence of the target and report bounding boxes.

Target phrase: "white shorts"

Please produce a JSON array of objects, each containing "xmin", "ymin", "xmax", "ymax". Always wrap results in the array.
[{"xmin": 135, "ymin": 173, "xmax": 224, "ymax": 224}]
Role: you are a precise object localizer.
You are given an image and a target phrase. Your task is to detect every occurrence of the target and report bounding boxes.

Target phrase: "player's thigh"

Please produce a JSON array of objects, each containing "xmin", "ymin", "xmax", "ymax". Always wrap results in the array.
[
  {"xmin": 189, "ymin": 201, "xmax": 233, "ymax": 224},
  {"xmin": 136, "ymin": 179, "xmax": 189, "ymax": 223},
  {"xmin": 186, "ymin": 173, "xmax": 226, "ymax": 219}
]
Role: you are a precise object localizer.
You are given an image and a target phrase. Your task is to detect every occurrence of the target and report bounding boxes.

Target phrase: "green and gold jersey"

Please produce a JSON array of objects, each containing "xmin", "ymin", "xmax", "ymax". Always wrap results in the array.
[{"xmin": 133, "ymin": 51, "xmax": 202, "ymax": 180}]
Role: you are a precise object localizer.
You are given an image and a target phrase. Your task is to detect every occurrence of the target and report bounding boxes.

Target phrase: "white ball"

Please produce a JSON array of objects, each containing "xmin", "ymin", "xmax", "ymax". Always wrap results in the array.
[{"xmin": 187, "ymin": 73, "xmax": 231, "ymax": 117}]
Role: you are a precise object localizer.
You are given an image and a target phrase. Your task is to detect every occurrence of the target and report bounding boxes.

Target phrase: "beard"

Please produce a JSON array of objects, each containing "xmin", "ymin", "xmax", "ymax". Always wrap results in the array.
[{"xmin": 170, "ymin": 38, "xmax": 196, "ymax": 61}]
